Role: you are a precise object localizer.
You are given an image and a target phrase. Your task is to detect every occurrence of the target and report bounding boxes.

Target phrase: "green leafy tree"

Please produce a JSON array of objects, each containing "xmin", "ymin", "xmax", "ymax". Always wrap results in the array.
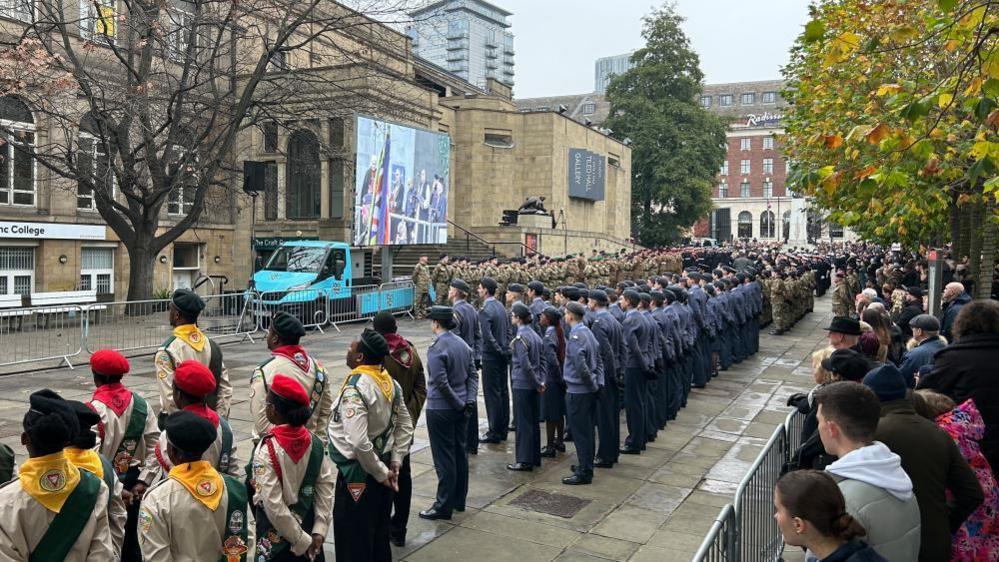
[
  {"xmin": 605, "ymin": 3, "xmax": 726, "ymax": 247},
  {"xmin": 783, "ymin": 0, "xmax": 998, "ymax": 296}
]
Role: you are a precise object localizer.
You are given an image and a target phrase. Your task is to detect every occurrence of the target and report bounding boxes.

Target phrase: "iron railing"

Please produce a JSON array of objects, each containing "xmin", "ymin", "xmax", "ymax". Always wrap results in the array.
[{"xmin": 692, "ymin": 505, "xmax": 737, "ymax": 562}]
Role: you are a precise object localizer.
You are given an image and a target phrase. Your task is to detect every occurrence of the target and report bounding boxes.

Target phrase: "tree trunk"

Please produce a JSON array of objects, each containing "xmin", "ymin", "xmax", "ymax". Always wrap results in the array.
[
  {"xmin": 125, "ymin": 242, "xmax": 158, "ymax": 302},
  {"xmin": 976, "ymin": 204, "xmax": 996, "ymax": 300},
  {"xmin": 950, "ymin": 194, "xmax": 964, "ymax": 257},
  {"xmin": 969, "ymin": 202, "xmax": 983, "ymax": 280}
]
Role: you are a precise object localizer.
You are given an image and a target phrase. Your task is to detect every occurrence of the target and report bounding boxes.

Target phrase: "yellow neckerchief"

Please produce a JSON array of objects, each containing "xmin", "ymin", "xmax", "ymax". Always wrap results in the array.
[
  {"xmin": 169, "ymin": 460, "xmax": 223, "ymax": 511},
  {"xmin": 18, "ymin": 451, "xmax": 82, "ymax": 513},
  {"xmin": 64, "ymin": 448, "xmax": 104, "ymax": 480},
  {"xmin": 173, "ymin": 324, "xmax": 207, "ymax": 353},
  {"xmin": 344, "ymin": 364, "xmax": 394, "ymax": 401}
]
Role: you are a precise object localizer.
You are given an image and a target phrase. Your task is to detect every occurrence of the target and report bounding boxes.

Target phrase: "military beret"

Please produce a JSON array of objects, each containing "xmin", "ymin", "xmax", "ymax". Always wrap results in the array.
[
  {"xmin": 541, "ymin": 306, "xmax": 562, "ymax": 322},
  {"xmin": 704, "ymin": 284, "xmax": 716, "ymax": 296},
  {"xmin": 577, "ymin": 288, "xmax": 589, "ymax": 300},
  {"xmin": 662, "ymin": 288, "xmax": 677, "ymax": 302},
  {"xmin": 165, "ymin": 410, "xmax": 217, "ymax": 457},
  {"xmin": 650, "ymin": 291, "xmax": 665, "ymax": 304},
  {"xmin": 616, "ymin": 282, "xmax": 629, "ymax": 290},
  {"xmin": 511, "ymin": 302, "xmax": 531, "ymax": 319},
  {"xmin": 735, "ymin": 273, "xmax": 747, "ymax": 283},
  {"xmin": 270, "ymin": 374, "xmax": 309, "ymax": 407},
  {"xmin": 67, "ymin": 400, "xmax": 101, "ymax": 429},
  {"xmin": 527, "ymin": 281, "xmax": 545, "ymax": 293},
  {"xmin": 588, "ymin": 289, "xmax": 608, "ymax": 304},
  {"xmin": 622, "ymin": 289, "xmax": 640, "ymax": 301},
  {"xmin": 722, "ymin": 265, "xmax": 737, "ymax": 274},
  {"xmin": 479, "ymin": 277, "xmax": 498, "ymax": 292},
  {"xmin": 450, "ymin": 279, "xmax": 471, "ymax": 294},
  {"xmin": 573, "ymin": 282, "xmax": 587, "ymax": 289},
  {"xmin": 27, "ymin": 389, "xmax": 80, "ymax": 443},
  {"xmin": 359, "ymin": 328, "xmax": 390, "ymax": 360},
  {"xmin": 562, "ymin": 287, "xmax": 580, "ymax": 300},
  {"xmin": 508, "ymin": 283, "xmax": 526, "ymax": 294},
  {"xmin": 713, "ymin": 269, "xmax": 724, "ymax": 277},
  {"xmin": 638, "ymin": 292, "xmax": 652, "ymax": 303},
  {"xmin": 565, "ymin": 302, "xmax": 586, "ymax": 318},
  {"xmin": 428, "ymin": 305, "xmax": 455, "ymax": 322},
  {"xmin": 174, "ymin": 360, "xmax": 217, "ymax": 398},
  {"xmin": 171, "ymin": 288, "xmax": 205, "ymax": 316},
  {"xmin": 272, "ymin": 311, "xmax": 306, "ymax": 339},
  {"xmin": 90, "ymin": 349, "xmax": 129, "ymax": 377}
]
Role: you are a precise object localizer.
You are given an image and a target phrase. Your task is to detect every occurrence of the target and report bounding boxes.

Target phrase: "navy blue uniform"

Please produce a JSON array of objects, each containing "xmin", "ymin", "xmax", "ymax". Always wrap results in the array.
[
  {"xmin": 453, "ymin": 298, "xmax": 483, "ymax": 452},
  {"xmin": 511, "ymin": 324, "xmax": 544, "ymax": 466},
  {"xmin": 479, "ymin": 296, "xmax": 511, "ymax": 441},
  {"xmin": 564, "ymin": 322, "xmax": 602, "ymax": 482},
  {"xmin": 590, "ymin": 308, "xmax": 624, "ymax": 464},
  {"xmin": 621, "ymin": 309, "xmax": 651, "ymax": 451}
]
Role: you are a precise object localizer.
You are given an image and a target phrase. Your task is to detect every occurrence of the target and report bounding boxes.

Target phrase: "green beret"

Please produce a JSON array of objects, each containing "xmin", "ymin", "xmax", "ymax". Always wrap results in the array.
[
  {"xmin": 272, "ymin": 311, "xmax": 306, "ymax": 339},
  {"xmin": 171, "ymin": 289, "xmax": 205, "ymax": 317}
]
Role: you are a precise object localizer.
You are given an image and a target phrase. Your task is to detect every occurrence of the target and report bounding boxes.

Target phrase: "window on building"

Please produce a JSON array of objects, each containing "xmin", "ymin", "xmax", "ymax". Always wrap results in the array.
[
  {"xmin": 740, "ymin": 138, "xmax": 751, "ymax": 151},
  {"xmin": 80, "ymin": 247, "xmax": 113, "ymax": 294},
  {"xmin": 718, "ymin": 181, "xmax": 728, "ymax": 198},
  {"xmin": 261, "ymin": 122, "xmax": 278, "ymax": 153},
  {"xmin": 581, "ymin": 103, "xmax": 596, "ymax": 115},
  {"xmin": 829, "ymin": 222, "xmax": 845, "ymax": 238},
  {"xmin": 741, "ymin": 92, "xmax": 756, "ymax": 105},
  {"xmin": 167, "ymin": 131, "xmax": 198, "ymax": 216},
  {"xmin": 762, "ymin": 91, "xmax": 777, "ymax": 104},
  {"xmin": 738, "ymin": 211, "xmax": 753, "ymax": 238},
  {"xmin": 763, "ymin": 158, "xmax": 774, "ymax": 174},
  {"xmin": 286, "ymin": 129, "xmax": 320, "ymax": 219},
  {"xmin": 1, "ymin": 0, "xmax": 32, "ymax": 21},
  {"xmin": 77, "ymin": 112, "xmax": 114, "ymax": 211},
  {"xmin": 700, "ymin": 95, "xmax": 711, "ymax": 108},
  {"xmin": 328, "ymin": 158, "xmax": 344, "ymax": 219},
  {"xmin": 720, "ymin": 161, "xmax": 728, "ymax": 176},
  {"xmin": 0, "ymin": 247, "xmax": 34, "ymax": 296},
  {"xmin": 763, "ymin": 136, "xmax": 774, "ymax": 150},
  {"xmin": 763, "ymin": 178, "xmax": 773, "ymax": 198},
  {"xmin": 740, "ymin": 159, "xmax": 750, "ymax": 174},
  {"xmin": 267, "ymin": 49, "xmax": 287, "ymax": 72},
  {"xmin": 760, "ymin": 211, "xmax": 775, "ymax": 238},
  {"xmin": 166, "ymin": 3, "xmax": 198, "ymax": 59},
  {"xmin": 0, "ymin": 96, "xmax": 36, "ymax": 207},
  {"xmin": 484, "ymin": 132, "xmax": 514, "ymax": 148},
  {"xmin": 720, "ymin": 94, "xmax": 733, "ymax": 106},
  {"xmin": 79, "ymin": 0, "xmax": 116, "ymax": 41},
  {"xmin": 740, "ymin": 179, "xmax": 750, "ymax": 198}
]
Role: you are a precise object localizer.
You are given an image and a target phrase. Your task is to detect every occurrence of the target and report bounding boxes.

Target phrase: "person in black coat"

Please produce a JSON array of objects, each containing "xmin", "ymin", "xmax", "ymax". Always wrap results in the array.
[
  {"xmin": 896, "ymin": 286, "xmax": 925, "ymax": 340},
  {"xmin": 918, "ymin": 299, "xmax": 999, "ymax": 477}
]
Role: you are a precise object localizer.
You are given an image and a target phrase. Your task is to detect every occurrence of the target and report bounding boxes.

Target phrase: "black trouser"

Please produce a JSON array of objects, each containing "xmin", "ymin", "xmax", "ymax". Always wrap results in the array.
[
  {"xmin": 427, "ymin": 408, "xmax": 469, "ymax": 515},
  {"xmin": 119, "ymin": 467, "xmax": 142, "ymax": 562},
  {"xmin": 482, "ymin": 353, "xmax": 510, "ymax": 440},
  {"xmin": 595, "ymin": 379, "xmax": 620, "ymax": 464},
  {"xmin": 256, "ymin": 504, "xmax": 323, "ymax": 562},
  {"xmin": 667, "ymin": 363, "xmax": 682, "ymax": 420},
  {"xmin": 465, "ymin": 400, "xmax": 479, "ymax": 453},
  {"xmin": 643, "ymin": 374, "xmax": 657, "ymax": 440},
  {"xmin": 333, "ymin": 472, "xmax": 393, "ymax": 562},
  {"xmin": 513, "ymin": 388, "xmax": 541, "ymax": 466},
  {"xmin": 623, "ymin": 367, "xmax": 648, "ymax": 449},
  {"xmin": 654, "ymin": 366, "xmax": 669, "ymax": 428},
  {"xmin": 389, "ymin": 454, "xmax": 412, "ymax": 537},
  {"xmin": 567, "ymin": 392, "xmax": 597, "ymax": 481}
]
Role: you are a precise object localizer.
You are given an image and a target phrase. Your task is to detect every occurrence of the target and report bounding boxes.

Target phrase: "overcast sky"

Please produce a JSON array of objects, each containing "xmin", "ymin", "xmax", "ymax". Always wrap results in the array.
[{"xmin": 504, "ymin": 0, "xmax": 812, "ymax": 99}]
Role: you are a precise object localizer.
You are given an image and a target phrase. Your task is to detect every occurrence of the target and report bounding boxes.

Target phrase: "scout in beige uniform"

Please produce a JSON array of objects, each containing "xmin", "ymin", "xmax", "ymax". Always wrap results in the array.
[
  {"xmin": 86, "ymin": 348, "xmax": 159, "ymax": 561},
  {"xmin": 329, "ymin": 329, "xmax": 414, "ymax": 562},
  {"xmin": 250, "ymin": 374, "xmax": 335, "ymax": 561},
  {"xmin": 249, "ymin": 311, "xmax": 333, "ymax": 444},
  {"xmin": 65, "ymin": 400, "xmax": 128, "ymax": 559},
  {"xmin": 141, "ymin": 360, "xmax": 241, "ymax": 486},
  {"xmin": 139, "ymin": 411, "xmax": 249, "ymax": 562},
  {"xmin": 154, "ymin": 288, "xmax": 233, "ymax": 417},
  {"xmin": 0, "ymin": 389, "xmax": 113, "ymax": 561}
]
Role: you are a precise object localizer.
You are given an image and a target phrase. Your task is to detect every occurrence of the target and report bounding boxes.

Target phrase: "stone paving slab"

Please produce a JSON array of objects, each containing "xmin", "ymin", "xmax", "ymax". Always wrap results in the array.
[{"xmin": 0, "ymin": 296, "xmax": 832, "ymax": 560}]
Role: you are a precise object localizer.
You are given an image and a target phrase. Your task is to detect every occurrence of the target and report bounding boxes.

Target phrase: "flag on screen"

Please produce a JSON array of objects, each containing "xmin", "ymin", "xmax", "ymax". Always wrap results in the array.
[{"xmin": 366, "ymin": 132, "xmax": 390, "ymax": 245}]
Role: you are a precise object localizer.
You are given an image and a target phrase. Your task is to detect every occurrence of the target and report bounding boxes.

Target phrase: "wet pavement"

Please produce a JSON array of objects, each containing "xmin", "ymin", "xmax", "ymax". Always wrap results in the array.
[{"xmin": 0, "ymin": 296, "xmax": 833, "ymax": 561}]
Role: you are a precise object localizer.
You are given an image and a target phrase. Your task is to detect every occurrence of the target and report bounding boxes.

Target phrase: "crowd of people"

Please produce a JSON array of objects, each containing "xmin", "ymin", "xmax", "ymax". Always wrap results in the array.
[{"xmin": 0, "ymin": 241, "xmax": 995, "ymax": 562}]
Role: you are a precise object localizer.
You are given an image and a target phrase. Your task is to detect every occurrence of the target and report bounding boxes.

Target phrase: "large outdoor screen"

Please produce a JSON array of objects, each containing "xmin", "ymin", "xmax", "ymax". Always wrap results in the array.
[{"xmin": 353, "ymin": 116, "xmax": 451, "ymax": 246}]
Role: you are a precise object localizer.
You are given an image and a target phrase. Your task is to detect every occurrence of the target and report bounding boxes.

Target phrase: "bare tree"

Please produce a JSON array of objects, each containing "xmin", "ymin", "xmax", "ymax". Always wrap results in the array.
[{"xmin": 0, "ymin": 0, "xmax": 425, "ymax": 299}]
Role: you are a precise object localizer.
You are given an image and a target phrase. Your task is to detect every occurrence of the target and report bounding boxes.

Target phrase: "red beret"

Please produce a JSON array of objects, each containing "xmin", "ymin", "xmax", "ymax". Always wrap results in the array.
[
  {"xmin": 270, "ymin": 374, "xmax": 309, "ymax": 407},
  {"xmin": 173, "ymin": 360, "xmax": 216, "ymax": 398},
  {"xmin": 90, "ymin": 349, "xmax": 129, "ymax": 377}
]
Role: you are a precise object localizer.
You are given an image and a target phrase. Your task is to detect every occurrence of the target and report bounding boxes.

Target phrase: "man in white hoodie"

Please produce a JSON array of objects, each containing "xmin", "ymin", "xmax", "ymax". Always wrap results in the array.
[{"xmin": 814, "ymin": 381, "xmax": 921, "ymax": 561}]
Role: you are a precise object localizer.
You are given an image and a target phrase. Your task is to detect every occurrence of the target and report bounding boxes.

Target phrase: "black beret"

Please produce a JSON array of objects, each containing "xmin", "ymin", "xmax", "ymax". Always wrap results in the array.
[
  {"xmin": 541, "ymin": 306, "xmax": 563, "ymax": 322},
  {"xmin": 428, "ymin": 305, "xmax": 455, "ymax": 322},
  {"xmin": 165, "ymin": 410, "xmax": 217, "ymax": 456},
  {"xmin": 638, "ymin": 292, "xmax": 652, "ymax": 303},
  {"xmin": 67, "ymin": 400, "xmax": 100, "ymax": 429},
  {"xmin": 565, "ymin": 302, "xmax": 586, "ymax": 318},
  {"xmin": 588, "ymin": 289, "xmax": 608, "ymax": 304},
  {"xmin": 272, "ymin": 311, "xmax": 306, "ymax": 339},
  {"xmin": 479, "ymin": 277, "xmax": 498, "ymax": 292},
  {"xmin": 577, "ymin": 289, "xmax": 589, "ymax": 300},
  {"xmin": 650, "ymin": 291, "xmax": 665, "ymax": 304},
  {"xmin": 508, "ymin": 283, "xmax": 526, "ymax": 294},
  {"xmin": 450, "ymin": 279, "xmax": 471, "ymax": 294},
  {"xmin": 562, "ymin": 287, "xmax": 580, "ymax": 300},
  {"xmin": 572, "ymin": 282, "xmax": 586, "ymax": 289},
  {"xmin": 172, "ymin": 288, "xmax": 205, "ymax": 316},
  {"xmin": 359, "ymin": 328, "xmax": 390, "ymax": 360},
  {"xmin": 511, "ymin": 302, "xmax": 531, "ymax": 318},
  {"xmin": 28, "ymin": 389, "xmax": 80, "ymax": 442},
  {"xmin": 622, "ymin": 289, "xmax": 640, "ymax": 301},
  {"xmin": 527, "ymin": 281, "xmax": 545, "ymax": 293}
]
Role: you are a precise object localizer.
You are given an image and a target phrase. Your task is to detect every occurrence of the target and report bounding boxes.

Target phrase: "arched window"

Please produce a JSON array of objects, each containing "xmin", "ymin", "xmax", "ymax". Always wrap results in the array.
[
  {"xmin": 287, "ymin": 129, "xmax": 320, "ymax": 219},
  {"xmin": 760, "ymin": 210, "xmax": 775, "ymax": 238},
  {"xmin": 0, "ymin": 96, "xmax": 35, "ymax": 207},
  {"xmin": 78, "ymin": 112, "xmax": 115, "ymax": 211},
  {"xmin": 737, "ymin": 211, "xmax": 753, "ymax": 238}
]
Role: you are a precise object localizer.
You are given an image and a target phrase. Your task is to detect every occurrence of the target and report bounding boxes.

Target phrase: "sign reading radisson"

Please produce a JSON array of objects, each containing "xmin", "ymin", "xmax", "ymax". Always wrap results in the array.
[
  {"xmin": 746, "ymin": 112, "xmax": 783, "ymax": 127},
  {"xmin": 568, "ymin": 148, "xmax": 606, "ymax": 201},
  {"xmin": 0, "ymin": 221, "xmax": 106, "ymax": 240}
]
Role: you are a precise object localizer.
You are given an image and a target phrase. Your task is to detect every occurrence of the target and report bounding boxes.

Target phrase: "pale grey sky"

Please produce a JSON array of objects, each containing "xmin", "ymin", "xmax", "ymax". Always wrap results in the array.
[{"xmin": 504, "ymin": 0, "xmax": 812, "ymax": 98}]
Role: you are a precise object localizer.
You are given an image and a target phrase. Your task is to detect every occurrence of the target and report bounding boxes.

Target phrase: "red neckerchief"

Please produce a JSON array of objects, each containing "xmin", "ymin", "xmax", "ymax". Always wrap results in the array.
[
  {"xmin": 271, "ymin": 345, "xmax": 311, "ymax": 372},
  {"xmin": 384, "ymin": 333, "xmax": 413, "ymax": 369},
  {"xmin": 183, "ymin": 403, "xmax": 220, "ymax": 428},
  {"xmin": 270, "ymin": 424, "xmax": 311, "ymax": 463},
  {"xmin": 91, "ymin": 383, "xmax": 132, "ymax": 417}
]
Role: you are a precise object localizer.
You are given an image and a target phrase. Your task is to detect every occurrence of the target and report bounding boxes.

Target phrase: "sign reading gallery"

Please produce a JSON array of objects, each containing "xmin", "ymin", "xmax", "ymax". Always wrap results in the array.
[{"xmin": 0, "ymin": 221, "xmax": 107, "ymax": 240}]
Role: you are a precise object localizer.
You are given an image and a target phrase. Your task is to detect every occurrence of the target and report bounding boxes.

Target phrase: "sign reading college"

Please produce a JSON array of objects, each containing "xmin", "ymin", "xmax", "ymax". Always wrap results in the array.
[
  {"xmin": 567, "ymin": 148, "xmax": 606, "ymax": 202},
  {"xmin": 0, "ymin": 221, "xmax": 106, "ymax": 240}
]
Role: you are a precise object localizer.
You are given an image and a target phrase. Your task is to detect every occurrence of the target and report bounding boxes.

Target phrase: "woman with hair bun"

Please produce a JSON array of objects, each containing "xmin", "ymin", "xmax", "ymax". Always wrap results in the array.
[{"xmin": 774, "ymin": 470, "xmax": 888, "ymax": 562}]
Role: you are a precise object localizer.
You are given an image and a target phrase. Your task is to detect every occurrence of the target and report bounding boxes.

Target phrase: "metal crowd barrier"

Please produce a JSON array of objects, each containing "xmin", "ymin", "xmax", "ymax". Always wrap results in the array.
[
  {"xmin": 692, "ymin": 505, "xmax": 737, "ymax": 562},
  {"xmin": 785, "ymin": 408, "xmax": 806, "ymax": 457},
  {"xmin": 0, "ymin": 304, "xmax": 85, "ymax": 368}
]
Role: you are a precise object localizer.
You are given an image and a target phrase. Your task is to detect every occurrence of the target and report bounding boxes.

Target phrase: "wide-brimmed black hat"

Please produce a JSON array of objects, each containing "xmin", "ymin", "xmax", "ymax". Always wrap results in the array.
[{"xmin": 824, "ymin": 316, "xmax": 861, "ymax": 335}]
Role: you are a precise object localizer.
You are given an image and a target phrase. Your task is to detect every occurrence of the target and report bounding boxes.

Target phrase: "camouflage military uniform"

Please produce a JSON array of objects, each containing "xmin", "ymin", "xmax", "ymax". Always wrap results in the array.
[
  {"xmin": 411, "ymin": 261, "xmax": 432, "ymax": 318},
  {"xmin": 771, "ymin": 276, "xmax": 788, "ymax": 332},
  {"xmin": 831, "ymin": 280, "xmax": 853, "ymax": 318},
  {"xmin": 431, "ymin": 260, "xmax": 452, "ymax": 305}
]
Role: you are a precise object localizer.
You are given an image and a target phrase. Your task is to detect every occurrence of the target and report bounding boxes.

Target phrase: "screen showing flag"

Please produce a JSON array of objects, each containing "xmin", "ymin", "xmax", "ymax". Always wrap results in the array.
[{"xmin": 353, "ymin": 116, "xmax": 451, "ymax": 246}]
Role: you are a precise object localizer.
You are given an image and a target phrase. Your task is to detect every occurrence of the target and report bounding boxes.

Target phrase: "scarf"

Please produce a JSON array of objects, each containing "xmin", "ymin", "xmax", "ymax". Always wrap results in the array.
[
  {"xmin": 271, "ymin": 345, "xmax": 311, "ymax": 373},
  {"xmin": 270, "ymin": 424, "xmax": 311, "ymax": 463},
  {"xmin": 169, "ymin": 460, "xmax": 223, "ymax": 511},
  {"xmin": 91, "ymin": 382, "xmax": 132, "ymax": 417},
  {"xmin": 19, "ymin": 451, "xmax": 82, "ymax": 513},
  {"xmin": 183, "ymin": 403, "xmax": 220, "ymax": 428},
  {"xmin": 345, "ymin": 364, "xmax": 394, "ymax": 401},
  {"xmin": 65, "ymin": 448, "xmax": 104, "ymax": 480},
  {"xmin": 173, "ymin": 324, "xmax": 207, "ymax": 353},
  {"xmin": 383, "ymin": 333, "xmax": 413, "ymax": 369}
]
